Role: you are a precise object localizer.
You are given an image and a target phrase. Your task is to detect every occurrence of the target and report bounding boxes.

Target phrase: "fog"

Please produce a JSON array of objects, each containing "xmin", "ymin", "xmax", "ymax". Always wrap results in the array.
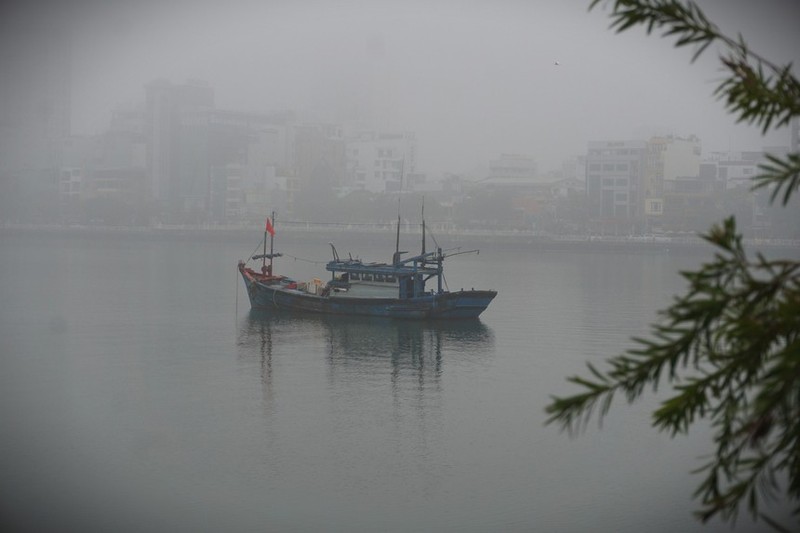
[
  {"xmin": 5, "ymin": 0, "xmax": 799, "ymax": 174},
  {"xmin": 2, "ymin": 1, "xmax": 800, "ymax": 234},
  {"xmin": 3, "ymin": 4, "xmax": 800, "ymax": 530}
]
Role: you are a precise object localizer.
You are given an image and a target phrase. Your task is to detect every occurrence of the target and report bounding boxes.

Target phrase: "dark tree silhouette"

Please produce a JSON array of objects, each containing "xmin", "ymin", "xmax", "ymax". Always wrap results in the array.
[{"xmin": 546, "ymin": 2, "xmax": 800, "ymax": 531}]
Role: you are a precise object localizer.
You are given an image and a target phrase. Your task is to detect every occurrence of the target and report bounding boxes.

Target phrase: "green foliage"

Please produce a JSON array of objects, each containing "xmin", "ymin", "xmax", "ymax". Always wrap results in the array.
[
  {"xmin": 589, "ymin": 0, "xmax": 717, "ymax": 61},
  {"xmin": 755, "ymin": 153, "xmax": 800, "ymax": 207},
  {"xmin": 547, "ymin": 217, "xmax": 800, "ymax": 526},
  {"xmin": 547, "ymin": 2, "xmax": 800, "ymax": 530}
]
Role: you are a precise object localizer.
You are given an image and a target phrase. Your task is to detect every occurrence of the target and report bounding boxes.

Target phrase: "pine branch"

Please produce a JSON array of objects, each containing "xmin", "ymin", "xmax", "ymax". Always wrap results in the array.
[
  {"xmin": 717, "ymin": 58, "xmax": 800, "ymax": 135},
  {"xmin": 546, "ymin": 217, "xmax": 800, "ymax": 527},
  {"xmin": 589, "ymin": 1, "xmax": 800, "ymax": 196},
  {"xmin": 551, "ymin": 3, "xmax": 800, "ymax": 529},
  {"xmin": 753, "ymin": 153, "xmax": 800, "ymax": 207}
]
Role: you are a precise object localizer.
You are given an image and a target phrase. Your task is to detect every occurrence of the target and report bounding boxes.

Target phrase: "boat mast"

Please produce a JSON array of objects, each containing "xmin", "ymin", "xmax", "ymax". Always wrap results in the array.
[
  {"xmin": 262, "ymin": 215, "xmax": 268, "ymax": 274},
  {"xmin": 394, "ymin": 158, "xmax": 406, "ymax": 266},
  {"xmin": 437, "ymin": 247, "xmax": 443, "ymax": 293},
  {"xmin": 269, "ymin": 210, "xmax": 275, "ymax": 276},
  {"xmin": 261, "ymin": 210, "xmax": 276, "ymax": 276}
]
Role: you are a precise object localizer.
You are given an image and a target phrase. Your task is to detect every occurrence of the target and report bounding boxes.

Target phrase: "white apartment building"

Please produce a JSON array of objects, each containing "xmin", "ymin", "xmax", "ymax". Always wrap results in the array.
[
  {"xmin": 347, "ymin": 131, "xmax": 417, "ymax": 193},
  {"xmin": 645, "ymin": 135, "xmax": 701, "ymax": 216}
]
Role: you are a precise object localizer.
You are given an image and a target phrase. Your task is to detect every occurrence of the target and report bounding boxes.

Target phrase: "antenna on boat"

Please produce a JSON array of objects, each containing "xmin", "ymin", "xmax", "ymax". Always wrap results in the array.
[{"xmin": 421, "ymin": 197, "xmax": 426, "ymax": 257}]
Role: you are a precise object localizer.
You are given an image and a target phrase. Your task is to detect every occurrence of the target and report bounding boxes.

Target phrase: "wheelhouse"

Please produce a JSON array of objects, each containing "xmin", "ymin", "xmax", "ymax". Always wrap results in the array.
[{"xmin": 325, "ymin": 248, "xmax": 445, "ymax": 300}]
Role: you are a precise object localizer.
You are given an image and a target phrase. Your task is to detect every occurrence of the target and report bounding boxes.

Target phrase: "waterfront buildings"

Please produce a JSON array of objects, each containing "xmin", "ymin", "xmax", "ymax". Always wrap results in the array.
[
  {"xmin": 3, "ymin": 63, "xmax": 793, "ymax": 236},
  {"xmin": 144, "ymin": 79, "xmax": 300, "ymax": 223},
  {"xmin": 487, "ymin": 154, "xmax": 538, "ymax": 185}
]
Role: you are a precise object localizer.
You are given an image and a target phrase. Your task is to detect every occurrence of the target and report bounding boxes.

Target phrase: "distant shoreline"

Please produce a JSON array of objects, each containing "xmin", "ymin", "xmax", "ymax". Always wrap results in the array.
[{"xmin": 2, "ymin": 223, "xmax": 798, "ymax": 255}]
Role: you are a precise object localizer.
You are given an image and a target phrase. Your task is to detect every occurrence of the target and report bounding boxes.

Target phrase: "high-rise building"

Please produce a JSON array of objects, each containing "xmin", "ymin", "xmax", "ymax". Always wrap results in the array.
[
  {"xmin": 0, "ymin": 14, "xmax": 70, "ymax": 222},
  {"xmin": 289, "ymin": 123, "xmax": 347, "ymax": 216},
  {"xmin": 145, "ymin": 79, "xmax": 214, "ymax": 220},
  {"xmin": 585, "ymin": 140, "xmax": 647, "ymax": 233}
]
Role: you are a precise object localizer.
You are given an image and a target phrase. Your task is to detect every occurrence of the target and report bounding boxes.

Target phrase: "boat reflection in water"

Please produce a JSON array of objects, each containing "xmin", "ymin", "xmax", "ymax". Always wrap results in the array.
[
  {"xmin": 236, "ymin": 310, "xmax": 497, "ymax": 519},
  {"xmin": 237, "ymin": 309, "xmax": 494, "ymax": 390}
]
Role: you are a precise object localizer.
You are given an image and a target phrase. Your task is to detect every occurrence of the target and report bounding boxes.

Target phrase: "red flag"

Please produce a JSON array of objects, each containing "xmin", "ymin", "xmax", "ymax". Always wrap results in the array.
[{"xmin": 265, "ymin": 217, "xmax": 275, "ymax": 236}]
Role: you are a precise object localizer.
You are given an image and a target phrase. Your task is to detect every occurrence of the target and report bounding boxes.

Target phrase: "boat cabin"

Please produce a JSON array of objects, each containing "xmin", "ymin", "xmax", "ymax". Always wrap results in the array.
[{"xmin": 324, "ymin": 249, "xmax": 444, "ymax": 300}]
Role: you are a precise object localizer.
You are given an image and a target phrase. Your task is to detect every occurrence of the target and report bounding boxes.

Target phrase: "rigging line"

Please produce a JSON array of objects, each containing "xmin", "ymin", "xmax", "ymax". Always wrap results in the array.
[
  {"xmin": 427, "ymin": 227, "xmax": 465, "ymax": 255},
  {"xmin": 428, "ymin": 227, "xmax": 441, "ymax": 250},
  {"xmin": 273, "ymin": 218, "xmax": 462, "ymax": 228},
  {"xmin": 444, "ymin": 249, "xmax": 479, "ymax": 258},
  {"xmin": 282, "ymin": 253, "xmax": 327, "ymax": 265},
  {"xmin": 276, "ymin": 220, "xmax": 417, "ymax": 228},
  {"xmin": 245, "ymin": 238, "xmax": 263, "ymax": 264}
]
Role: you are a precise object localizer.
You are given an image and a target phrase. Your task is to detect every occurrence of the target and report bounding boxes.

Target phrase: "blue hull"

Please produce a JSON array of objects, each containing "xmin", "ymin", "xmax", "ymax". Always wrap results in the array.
[{"xmin": 241, "ymin": 271, "xmax": 495, "ymax": 320}]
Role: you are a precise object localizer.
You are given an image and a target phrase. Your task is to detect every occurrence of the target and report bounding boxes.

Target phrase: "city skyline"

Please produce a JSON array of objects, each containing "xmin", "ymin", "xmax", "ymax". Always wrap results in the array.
[{"xmin": 4, "ymin": 0, "xmax": 798, "ymax": 175}]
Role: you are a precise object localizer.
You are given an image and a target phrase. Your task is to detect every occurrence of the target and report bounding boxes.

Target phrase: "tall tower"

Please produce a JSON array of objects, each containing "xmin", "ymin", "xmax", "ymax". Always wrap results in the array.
[
  {"xmin": 0, "ymin": 7, "xmax": 71, "ymax": 222},
  {"xmin": 145, "ymin": 79, "xmax": 214, "ymax": 219}
]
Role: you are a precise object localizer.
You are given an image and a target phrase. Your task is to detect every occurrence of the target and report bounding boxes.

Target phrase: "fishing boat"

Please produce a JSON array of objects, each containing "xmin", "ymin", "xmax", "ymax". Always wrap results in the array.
[{"xmin": 238, "ymin": 212, "xmax": 496, "ymax": 319}]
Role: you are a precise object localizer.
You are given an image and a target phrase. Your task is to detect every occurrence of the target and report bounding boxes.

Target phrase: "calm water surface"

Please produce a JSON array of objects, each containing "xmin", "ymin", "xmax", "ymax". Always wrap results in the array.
[{"xmin": 0, "ymin": 231, "xmax": 790, "ymax": 532}]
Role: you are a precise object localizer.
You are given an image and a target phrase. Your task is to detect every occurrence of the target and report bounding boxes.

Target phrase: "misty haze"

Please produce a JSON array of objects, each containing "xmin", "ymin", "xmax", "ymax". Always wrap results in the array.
[{"xmin": 1, "ymin": 1, "xmax": 798, "ymax": 532}]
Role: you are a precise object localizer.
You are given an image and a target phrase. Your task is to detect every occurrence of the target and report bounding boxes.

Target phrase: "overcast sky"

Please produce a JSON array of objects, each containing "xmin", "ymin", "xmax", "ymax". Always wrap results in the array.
[{"xmin": 4, "ymin": 0, "xmax": 800, "ymax": 175}]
